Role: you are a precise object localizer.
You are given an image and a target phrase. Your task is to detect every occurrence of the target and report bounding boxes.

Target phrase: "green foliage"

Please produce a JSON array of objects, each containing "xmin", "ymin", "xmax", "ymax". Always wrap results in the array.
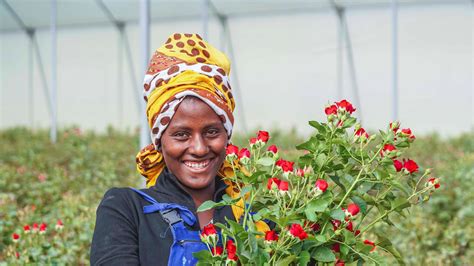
[{"xmin": 0, "ymin": 126, "xmax": 472, "ymax": 264}]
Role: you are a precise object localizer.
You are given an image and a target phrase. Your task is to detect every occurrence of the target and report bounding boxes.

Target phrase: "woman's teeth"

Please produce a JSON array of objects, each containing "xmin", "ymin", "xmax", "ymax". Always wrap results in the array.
[{"xmin": 184, "ymin": 160, "xmax": 210, "ymax": 169}]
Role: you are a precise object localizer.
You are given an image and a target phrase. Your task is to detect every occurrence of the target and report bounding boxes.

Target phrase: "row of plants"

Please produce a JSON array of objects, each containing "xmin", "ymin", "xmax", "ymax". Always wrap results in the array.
[{"xmin": 0, "ymin": 124, "xmax": 472, "ymax": 264}]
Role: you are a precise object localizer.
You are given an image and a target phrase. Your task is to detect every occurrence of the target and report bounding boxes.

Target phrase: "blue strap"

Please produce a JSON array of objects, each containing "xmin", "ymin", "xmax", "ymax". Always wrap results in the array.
[{"xmin": 129, "ymin": 187, "xmax": 196, "ymax": 226}]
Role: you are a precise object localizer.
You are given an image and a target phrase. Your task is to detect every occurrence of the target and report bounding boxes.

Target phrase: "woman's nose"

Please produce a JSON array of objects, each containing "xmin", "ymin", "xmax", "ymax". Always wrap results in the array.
[{"xmin": 189, "ymin": 135, "xmax": 209, "ymax": 156}]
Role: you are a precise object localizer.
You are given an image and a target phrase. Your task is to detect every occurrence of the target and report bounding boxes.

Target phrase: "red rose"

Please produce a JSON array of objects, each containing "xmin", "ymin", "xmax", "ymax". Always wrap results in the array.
[
  {"xmin": 309, "ymin": 222, "xmax": 321, "ymax": 232},
  {"xmin": 335, "ymin": 258, "xmax": 345, "ymax": 266},
  {"xmin": 428, "ymin": 177, "xmax": 440, "ymax": 189},
  {"xmin": 226, "ymin": 144, "xmax": 239, "ymax": 158},
  {"xmin": 201, "ymin": 223, "xmax": 217, "ymax": 244},
  {"xmin": 403, "ymin": 159, "xmax": 419, "ymax": 174},
  {"xmin": 12, "ymin": 233, "xmax": 20, "ymax": 242},
  {"xmin": 393, "ymin": 159, "xmax": 403, "ymax": 172},
  {"xmin": 325, "ymin": 104, "xmax": 337, "ymax": 115},
  {"xmin": 23, "ymin": 225, "xmax": 30, "ymax": 233},
  {"xmin": 249, "ymin": 137, "xmax": 257, "ymax": 147},
  {"xmin": 226, "ymin": 239, "xmax": 238, "ymax": 261},
  {"xmin": 267, "ymin": 177, "xmax": 280, "ymax": 190},
  {"xmin": 15, "ymin": 251, "xmax": 20, "ymax": 259},
  {"xmin": 275, "ymin": 159, "xmax": 294, "ymax": 173},
  {"xmin": 401, "ymin": 128, "xmax": 415, "ymax": 140},
  {"xmin": 289, "ymin": 223, "xmax": 308, "ymax": 240},
  {"xmin": 346, "ymin": 221, "xmax": 354, "ymax": 232},
  {"xmin": 331, "ymin": 220, "xmax": 341, "ymax": 231},
  {"xmin": 39, "ymin": 223, "xmax": 47, "ymax": 234},
  {"xmin": 332, "ymin": 243, "xmax": 340, "ymax": 252},
  {"xmin": 364, "ymin": 239, "xmax": 376, "ymax": 252},
  {"xmin": 381, "ymin": 144, "xmax": 397, "ymax": 157},
  {"xmin": 32, "ymin": 223, "xmax": 39, "ymax": 233},
  {"xmin": 315, "ymin": 179, "xmax": 328, "ymax": 193},
  {"xmin": 296, "ymin": 168, "xmax": 305, "ymax": 177},
  {"xmin": 278, "ymin": 180, "xmax": 289, "ymax": 192},
  {"xmin": 56, "ymin": 219, "xmax": 64, "ymax": 230},
  {"xmin": 345, "ymin": 203, "xmax": 360, "ymax": 217},
  {"xmin": 354, "ymin": 128, "xmax": 369, "ymax": 140},
  {"xmin": 267, "ymin": 144, "xmax": 278, "ymax": 155},
  {"xmin": 264, "ymin": 230, "xmax": 279, "ymax": 242},
  {"xmin": 238, "ymin": 148, "xmax": 250, "ymax": 159},
  {"xmin": 211, "ymin": 246, "xmax": 223, "ymax": 256},
  {"xmin": 257, "ymin": 130, "xmax": 270, "ymax": 143},
  {"xmin": 354, "ymin": 230, "xmax": 361, "ymax": 236},
  {"xmin": 336, "ymin": 100, "xmax": 356, "ymax": 114}
]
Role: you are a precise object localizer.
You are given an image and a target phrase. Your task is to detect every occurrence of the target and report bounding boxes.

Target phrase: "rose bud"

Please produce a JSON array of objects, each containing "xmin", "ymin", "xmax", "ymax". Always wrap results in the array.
[
  {"xmin": 332, "ymin": 243, "xmax": 340, "ymax": 252},
  {"xmin": 249, "ymin": 137, "xmax": 258, "ymax": 148},
  {"xmin": 346, "ymin": 220, "xmax": 354, "ymax": 232},
  {"xmin": 331, "ymin": 220, "xmax": 341, "ymax": 231},
  {"xmin": 32, "ymin": 223, "xmax": 39, "ymax": 233},
  {"xmin": 278, "ymin": 180, "xmax": 290, "ymax": 195},
  {"xmin": 389, "ymin": 121, "xmax": 400, "ymax": 133},
  {"xmin": 264, "ymin": 230, "xmax": 279, "ymax": 244},
  {"xmin": 403, "ymin": 159, "xmax": 419, "ymax": 174},
  {"xmin": 400, "ymin": 128, "xmax": 415, "ymax": 141},
  {"xmin": 364, "ymin": 239, "xmax": 376, "ymax": 252},
  {"xmin": 225, "ymin": 144, "xmax": 239, "ymax": 162},
  {"xmin": 15, "ymin": 251, "xmax": 20, "ymax": 259},
  {"xmin": 275, "ymin": 159, "xmax": 294, "ymax": 177},
  {"xmin": 39, "ymin": 223, "xmax": 47, "ymax": 234},
  {"xmin": 309, "ymin": 222, "xmax": 321, "ymax": 232},
  {"xmin": 314, "ymin": 179, "xmax": 328, "ymax": 194},
  {"xmin": 393, "ymin": 159, "xmax": 403, "ymax": 172},
  {"xmin": 345, "ymin": 203, "xmax": 360, "ymax": 217},
  {"xmin": 335, "ymin": 258, "xmax": 345, "ymax": 266},
  {"xmin": 226, "ymin": 239, "xmax": 238, "ymax": 262},
  {"xmin": 427, "ymin": 177, "xmax": 440, "ymax": 189},
  {"xmin": 38, "ymin": 173, "xmax": 47, "ymax": 182},
  {"xmin": 257, "ymin": 130, "xmax": 270, "ymax": 144},
  {"xmin": 267, "ymin": 177, "xmax": 281, "ymax": 190},
  {"xmin": 354, "ymin": 230, "xmax": 361, "ymax": 236},
  {"xmin": 336, "ymin": 99, "xmax": 356, "ymax": 114},
  {"xmin": 267, "ymin": 144, "xmax": 278, "ymax": 157},
  {"xmin": 288, "ymin": 223, "xmax": 308, "ymax": 240},
  {"xmin": 200, "ymin": 223, "xmax": 218, "ymax": 244},
  {"xmin": 23, "ymin": 225, "xmax": 31, "ymax": 234},
  {"xmin": 55, "ymin": 219, "xmax": 64, "ymax": 231},
  {"xmin": 325, "ymin": 104, "xmax": 338, "ymax": 116},
  {"xmin": 12, "ymin": 233, "xmax": 20, "ymax": 243},
  {"xmin": 380, "ymin": 144, "xmax": 397, "ymax": 158},
  {"xmin": 211, "ymin": 246, "xmax": 223, "ymax": 256},
  {"xmin": 296, "ymin": 168, "xmax": 305, "ymax": 177},
  {"xmin": 238, "ymin": 148, "xmax": 251, "ymax": 165},
  {"xmin": 354, "ymin": 128, "xmax": 369, "ymax": 142}
]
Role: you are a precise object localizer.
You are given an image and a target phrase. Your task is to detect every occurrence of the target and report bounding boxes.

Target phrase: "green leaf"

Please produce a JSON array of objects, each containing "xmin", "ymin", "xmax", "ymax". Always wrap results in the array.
[
  {"xmin": 197, "ymin": 200, "xmax": 218, "ymax": 212},
  {"xmin": 330, "ymin": 209, "xmax": 345, "ymax": 221},
  {"xmin": 329, "ymin": 175, "xmax": 346, "ymax": 191},
  {"xmin": 312, "ymin": 246, "xmax": 336, "ymax": 262},
  {"xmin": 392, "ymin": 180, "xmax": 411, "ymax": 196},
  {"xmin": 296, "ymin": 137, "xmax": 318, "ymax": 152},
  {"xmin": 240, "ymin": 185, "xmax": 253, "ymax": 197},
  {"xmin": 298, "ymin": 250, "xmax": 311, "ymax": 266},
  {"xmin": 305, "ymin": 207, "xmax": 318, "ymax": 222},
  {"xmin": 308, "ymin": 193, "xmax": 333, "ymax": 213},
  {"xmin": 357, "ymin": 181, "xmax": 374, "ymax": 194},
  {"xmin": 309, "ymin": 120, "xmax": 327, "ymax": 134},
  {"xmin": 315, "ymin": 153, "xmax": 327, "ymax": 168},
  {"xmin": 351, "ymin": 196, "xmax": 367, "ymax": 214},
  {"xmin": 391, "ymin": 198, "xmax": 410, "ymax": 212},
  {"xmin": 192, "ymin": 250, "xmax": 212, "ymax": 261},
  {"xmin": 376, "ymin": 234, "xmax": 406, "ymax": 265},
  {"xmin": 256, "ymin": 157, "xmax": 275, "ymax": 166},
  {"xmin": 344, "ymin": 117, "xmax": 357, "ymax": 127},
  {"xmin": 276, "ymin": 255, "xmax": 297, "ymax": 266}
]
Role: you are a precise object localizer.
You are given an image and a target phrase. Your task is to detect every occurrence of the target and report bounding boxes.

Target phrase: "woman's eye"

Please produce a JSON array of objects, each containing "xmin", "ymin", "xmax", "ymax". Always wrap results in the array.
[
  {"xmin": 173, "ymin": 132, "xmax": 189, "ymax": 139},
  {"xmin": 206, "ymin": 129, "xmax": 220, "ymax": 136}
]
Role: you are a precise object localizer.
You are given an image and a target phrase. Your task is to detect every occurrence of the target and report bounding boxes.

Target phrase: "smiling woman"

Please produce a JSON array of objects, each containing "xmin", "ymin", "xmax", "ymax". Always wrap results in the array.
[{"xmin": 89, "ymin": 33, "xmax": 252, "ymax": 265}]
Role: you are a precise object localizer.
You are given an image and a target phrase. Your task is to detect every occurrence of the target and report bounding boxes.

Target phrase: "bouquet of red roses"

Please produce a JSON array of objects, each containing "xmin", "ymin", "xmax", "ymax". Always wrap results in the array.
[{"xmin": 195, "ymin": 100, "xmax": 440, "ymax": 265}]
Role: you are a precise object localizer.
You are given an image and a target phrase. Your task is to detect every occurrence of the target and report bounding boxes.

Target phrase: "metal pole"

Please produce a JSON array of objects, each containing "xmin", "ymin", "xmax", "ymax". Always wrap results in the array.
[
  {"xmin": 28, "ymin": 30, "xmax": 34, "ymax": 128},
  {"xmin": 139, "ymin": 0, "xmax": 150, "ymax": 149},
  {"xmin": 118, "ymin": 24, "xmax": 124, "ymax": 128},
  {"xmin": 222, "ymin": 17, "xmax": 248, "ymax": 132},
  {"xmin": 50, "ymin": 0, "xmax": 57, "ymax": 143},
  {"xmin": 391, "ymin": 0, "xmax": 399, "ymax": 121},
  {"xmin": 32, "ymin": 35, "xmax": 53, "ymax": 116},
  {"xmin": 336, "ymin": 8, "xmax": 344, "ymax": 100},
  {"xmin": 202, "ymin": 0, "xmax": 209, "ymax": 40}
]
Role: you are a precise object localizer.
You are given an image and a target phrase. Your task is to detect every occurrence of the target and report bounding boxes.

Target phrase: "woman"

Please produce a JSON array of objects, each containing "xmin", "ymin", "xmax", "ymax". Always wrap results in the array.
[{"xmin": 90, "ymin": 33, "xmax": 248, "ymax": 265}]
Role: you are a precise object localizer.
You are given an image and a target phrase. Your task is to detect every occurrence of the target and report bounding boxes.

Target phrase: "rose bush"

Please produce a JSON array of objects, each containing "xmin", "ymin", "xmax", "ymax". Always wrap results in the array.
[{"xmin": 195, "ymin": 100, "xmax": 441, "ymax": 265}]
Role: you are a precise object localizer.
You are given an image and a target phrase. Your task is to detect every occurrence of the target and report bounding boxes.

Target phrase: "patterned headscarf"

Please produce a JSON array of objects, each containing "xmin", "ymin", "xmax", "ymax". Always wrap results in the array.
[{"xmin": 136, "ymin": 33, "xmax": 236, "ymax": 188}]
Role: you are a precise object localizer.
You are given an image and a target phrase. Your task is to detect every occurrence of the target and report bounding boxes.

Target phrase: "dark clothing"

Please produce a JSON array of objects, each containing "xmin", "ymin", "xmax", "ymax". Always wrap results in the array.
[{"xmin": 90, "ymin": 168, "xmax": 234, "ymax": 265}]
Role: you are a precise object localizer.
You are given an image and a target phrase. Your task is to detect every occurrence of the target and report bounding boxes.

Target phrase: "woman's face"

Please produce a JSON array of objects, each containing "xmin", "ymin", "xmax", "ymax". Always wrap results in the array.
[{"xmin": 160, "ymin": 97, "xmax": 228, "ymax": 191}]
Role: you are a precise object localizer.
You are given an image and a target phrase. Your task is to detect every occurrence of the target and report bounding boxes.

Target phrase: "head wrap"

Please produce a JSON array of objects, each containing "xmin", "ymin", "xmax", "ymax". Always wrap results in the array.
[{"xmin": 136, "ymin": 33, "xmax": 236, "ymax": 188}]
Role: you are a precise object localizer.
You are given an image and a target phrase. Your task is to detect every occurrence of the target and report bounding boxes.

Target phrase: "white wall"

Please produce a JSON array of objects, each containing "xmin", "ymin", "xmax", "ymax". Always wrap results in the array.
[{"xmin": 1, "ymin": 4, "xmax": 472, "ymax": 137}]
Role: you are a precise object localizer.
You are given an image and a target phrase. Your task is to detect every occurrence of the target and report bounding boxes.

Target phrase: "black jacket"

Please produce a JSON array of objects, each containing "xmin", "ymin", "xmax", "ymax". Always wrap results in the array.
[{"xmin": 90, "ymin": 168, "xmax": 234, "ymax": 265}]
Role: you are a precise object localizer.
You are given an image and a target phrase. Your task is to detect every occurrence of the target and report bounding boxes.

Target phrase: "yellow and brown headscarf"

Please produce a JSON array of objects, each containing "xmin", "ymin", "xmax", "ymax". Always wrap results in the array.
[{"xmin": 136, "ymin": 33, "xmax": 236, "ymax": 188}]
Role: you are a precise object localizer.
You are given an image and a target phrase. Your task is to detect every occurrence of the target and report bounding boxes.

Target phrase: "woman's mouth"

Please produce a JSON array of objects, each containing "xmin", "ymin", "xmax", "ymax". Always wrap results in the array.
[{"xmin": 182, "ymin": 159, "xmax": 213, "ymax": 172}]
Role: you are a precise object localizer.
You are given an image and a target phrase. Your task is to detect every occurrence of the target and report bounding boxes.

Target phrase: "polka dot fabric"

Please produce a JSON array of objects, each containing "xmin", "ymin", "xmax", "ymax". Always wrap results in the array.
[{"xmin": 136, "ymin": 33, "xmax": 236, "ymax": 188}]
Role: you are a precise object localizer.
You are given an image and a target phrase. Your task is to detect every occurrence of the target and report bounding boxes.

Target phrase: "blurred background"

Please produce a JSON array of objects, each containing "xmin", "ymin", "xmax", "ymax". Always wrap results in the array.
[{"xmin": 0, "ymin": 0, "xmax": 473, "ymax": 264}]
